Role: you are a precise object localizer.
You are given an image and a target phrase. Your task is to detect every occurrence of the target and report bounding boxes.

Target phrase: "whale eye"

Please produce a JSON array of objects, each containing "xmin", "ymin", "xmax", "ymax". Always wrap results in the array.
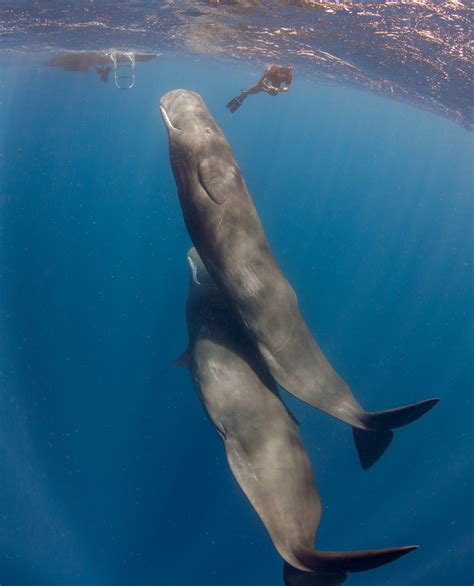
[{"xmin": 198, "ymin": 155, "xmax": 239, "ymax": 204}]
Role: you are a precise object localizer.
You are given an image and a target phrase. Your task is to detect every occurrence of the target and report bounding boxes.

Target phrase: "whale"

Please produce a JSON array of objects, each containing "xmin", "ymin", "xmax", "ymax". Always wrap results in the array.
[
  {"xmin": 160, "ymin": 89, "xmax": 439, "ymax": 469},
  {"xmin": 177, "ymin": 247, "xmax": 418, "ymax": 583}
]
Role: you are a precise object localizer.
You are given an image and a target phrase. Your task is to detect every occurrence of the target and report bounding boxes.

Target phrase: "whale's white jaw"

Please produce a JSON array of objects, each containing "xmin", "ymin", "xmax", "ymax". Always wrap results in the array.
[
  {"xmin": 160, "ymin": 105, "xmax": 181, "ymax": 132},
  {"xmin": 187, "ymin": 254, "xmax": 202, "ymax": 285}
]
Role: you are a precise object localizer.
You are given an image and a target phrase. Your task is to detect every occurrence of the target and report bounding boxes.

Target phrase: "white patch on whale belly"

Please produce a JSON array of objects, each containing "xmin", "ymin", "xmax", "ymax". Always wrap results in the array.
[
  {"xmin": 187, "ymin": 255, "xmax": 201, "ymax": 285},
  {"xmin": 240, "ymin": 266, "xmax": 263, "ymax": 297},
  {"xmin": 233, "ymin": 447, "xmax": 258, "ymax": 482},
  {"xmin": 206, "ymin": 359, "xmax": 225, "ymax": 379}
]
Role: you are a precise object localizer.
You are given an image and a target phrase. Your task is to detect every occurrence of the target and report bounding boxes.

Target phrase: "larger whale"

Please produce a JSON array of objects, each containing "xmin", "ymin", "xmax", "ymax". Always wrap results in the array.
[
  {"xmin": 180, "ymin": 247, "xmax": 417, "ymax": 584},
  {"xmin": 160, "ymin": 89, "xmax": 439, "ymax": 469}
]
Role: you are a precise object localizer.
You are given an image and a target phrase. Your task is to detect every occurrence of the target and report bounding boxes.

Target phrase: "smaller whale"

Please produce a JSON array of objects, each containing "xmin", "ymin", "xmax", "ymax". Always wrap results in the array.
[
  {"xmin": 176, "ymin": 247, "xmax": 418, "ymax": 583},
  {"xmin": 160, "ymin": 89, "xmax": 439, "ymax": 470}
]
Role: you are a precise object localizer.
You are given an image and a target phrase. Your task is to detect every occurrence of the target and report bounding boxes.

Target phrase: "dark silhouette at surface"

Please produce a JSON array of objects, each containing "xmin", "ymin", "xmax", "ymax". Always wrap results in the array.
[
  {"xmin": 49, "ymin": 52, "xmax": 108, "ymax": 72},
  {"xmin": 95, "ymin": 65, "xmax": 111, "ymax": 83},
  {"xmin": 226, "ymin": 64, "xmax": 293, "ymax": 112},
  {"xmin": 47, "ymin": 51, "xmax": 156, "ymax": 81}
]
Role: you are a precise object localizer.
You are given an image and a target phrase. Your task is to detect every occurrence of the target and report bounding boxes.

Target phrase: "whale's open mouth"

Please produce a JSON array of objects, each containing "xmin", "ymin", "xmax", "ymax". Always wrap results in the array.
[{"xmin": 160, "ymin": 105, "xmax": 182, "ymax": 132}]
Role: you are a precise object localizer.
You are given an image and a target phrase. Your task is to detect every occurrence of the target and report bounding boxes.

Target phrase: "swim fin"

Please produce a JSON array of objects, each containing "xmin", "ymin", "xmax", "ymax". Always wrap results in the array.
[{"xmin": 225, "ymin": 95, "xmax": 244, "ymax": 113}]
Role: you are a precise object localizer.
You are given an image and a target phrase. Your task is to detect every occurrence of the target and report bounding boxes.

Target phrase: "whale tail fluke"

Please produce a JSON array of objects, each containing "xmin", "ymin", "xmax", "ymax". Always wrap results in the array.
[
  {"xmin": 284, "ymin": 545, "xmax": 418, "ymax": 585},
  {"xmin": 367, "ymin": 397, "xmax": 440, "ymax": 429},
  {"xmin": 353, "ymin": 427, "xmax": 393, "ymax": 471},
  {"xmin": 304, "ymin": 544, "xmax": 418, "ymax": 572},
  {"xmin": 354, "ymin": 397, "xmax": 440, "ymax": 470},
  {"xmin": 284, "ymin": 563, "xmax": 347, "ymax": 585}
]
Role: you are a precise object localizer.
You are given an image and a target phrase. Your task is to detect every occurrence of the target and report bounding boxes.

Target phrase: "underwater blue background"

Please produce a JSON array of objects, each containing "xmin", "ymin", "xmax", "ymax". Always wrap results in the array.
[{"xmin": 0, "ymin": 55, "xmax": 472, "ymax": 585}]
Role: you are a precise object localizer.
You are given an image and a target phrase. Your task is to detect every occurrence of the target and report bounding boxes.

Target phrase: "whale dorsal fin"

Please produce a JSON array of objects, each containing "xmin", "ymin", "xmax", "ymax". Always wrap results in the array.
[
  {"xmin": 173, "ymin": 349, "xmax": 191, "ymax": 368},
  {"xmin": 198, "ymin": 155, "xmax": 239, "ymax": 204}
]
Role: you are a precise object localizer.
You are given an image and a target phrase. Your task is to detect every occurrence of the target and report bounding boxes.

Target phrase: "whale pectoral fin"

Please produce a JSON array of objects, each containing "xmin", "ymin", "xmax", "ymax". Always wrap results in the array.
[
  {"xmin": 172, "ymin": 350, "xmax": 191, "ymax": 368},
  {"xmin": 198, "ymin": 156, "xmax": 240, "ymax": 204}
]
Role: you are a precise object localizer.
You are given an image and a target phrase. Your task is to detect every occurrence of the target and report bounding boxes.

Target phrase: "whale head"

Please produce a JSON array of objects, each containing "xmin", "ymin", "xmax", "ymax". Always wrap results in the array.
[
  {"xmin": 160, "ymin": 89, "xmax": 244, "ymax": 206},
  {"xmin": 160, "ymin": 90, "xmax": 210, "ymax": 137},
  {"xmin": 160, "ymin": 90, "xmax": 226, "ymax": 160}
]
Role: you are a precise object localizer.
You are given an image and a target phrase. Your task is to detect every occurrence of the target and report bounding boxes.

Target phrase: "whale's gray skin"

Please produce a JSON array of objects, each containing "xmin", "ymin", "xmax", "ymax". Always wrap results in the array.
[
  {"xmin": 161, "ymin": 89, "xmax": 439, "ymax": 469},
  {"xmin": 180, "ymin": 248, "xmax": 417, "ymax": 582}
]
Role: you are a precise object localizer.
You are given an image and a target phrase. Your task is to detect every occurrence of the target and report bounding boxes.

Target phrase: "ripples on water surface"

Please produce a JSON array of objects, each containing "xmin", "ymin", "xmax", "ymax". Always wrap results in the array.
[{"xmin": 1, "ymin": 1, "xmax": 472, "ymax": 129}]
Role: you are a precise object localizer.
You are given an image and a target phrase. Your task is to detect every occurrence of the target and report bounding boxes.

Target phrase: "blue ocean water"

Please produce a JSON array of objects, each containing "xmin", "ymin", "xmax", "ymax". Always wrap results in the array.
[{"xmin": 0, "ymin": 54, "xmax": 472, "ymax": 586}]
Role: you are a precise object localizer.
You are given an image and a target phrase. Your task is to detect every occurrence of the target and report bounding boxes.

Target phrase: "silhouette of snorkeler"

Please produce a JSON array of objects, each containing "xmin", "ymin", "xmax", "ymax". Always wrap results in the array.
[
  {"xmin": 226, "ymin": 64, "xmax": 293, "ymax": 113},
  {"xmin": 95, "ymin": 65, "xmax": 111, "ymax": 83}
]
